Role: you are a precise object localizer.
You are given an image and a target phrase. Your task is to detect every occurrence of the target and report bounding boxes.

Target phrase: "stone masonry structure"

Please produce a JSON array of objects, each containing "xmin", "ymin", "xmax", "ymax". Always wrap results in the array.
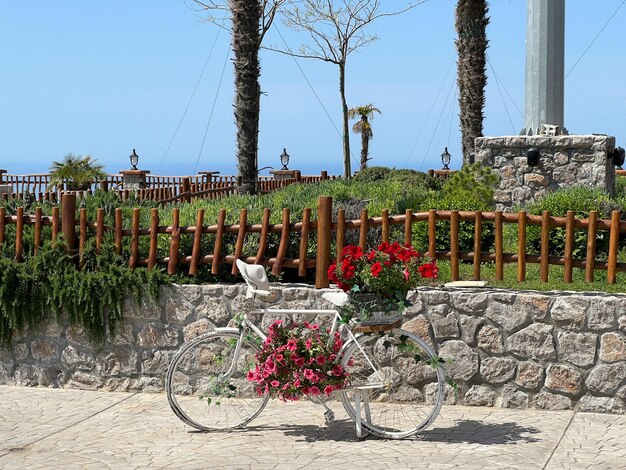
[
  {"xmin": 475, "ymin": 135, "xmax": 616, "ymax": 211},
  {"xmin": 2, "ymin": 284, "xmax": 626, "ymax": 414}
]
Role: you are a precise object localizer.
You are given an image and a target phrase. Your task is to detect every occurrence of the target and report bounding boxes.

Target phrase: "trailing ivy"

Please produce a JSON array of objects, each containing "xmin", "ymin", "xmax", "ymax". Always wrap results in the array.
[{"xmin": 0, "ymin": 238, "xmax": 168, "ymax": 348}]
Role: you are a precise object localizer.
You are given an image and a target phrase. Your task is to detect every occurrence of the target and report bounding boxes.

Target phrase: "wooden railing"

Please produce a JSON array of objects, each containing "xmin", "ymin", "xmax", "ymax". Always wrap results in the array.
[
  {"xmin": 0, "ymin": 171, "xmax": 334, "ymax": 203},
  {"xmin": 1, "ymin": 195, "xmax": 625, "ymax": 287}
]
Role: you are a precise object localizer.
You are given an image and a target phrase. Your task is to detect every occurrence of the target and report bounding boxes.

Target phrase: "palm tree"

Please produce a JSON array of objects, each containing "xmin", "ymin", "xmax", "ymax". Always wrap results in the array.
[
  {"xmin": 348, "ymin": 104, "xmax": 381, "ymax": 171},
  {"xmin": 49, "ymin": 153, "xmax": 106, "ymax": 191},
  {"xmin": 455, "ymin": 0, "xmax": 489, "ymax": 166}
]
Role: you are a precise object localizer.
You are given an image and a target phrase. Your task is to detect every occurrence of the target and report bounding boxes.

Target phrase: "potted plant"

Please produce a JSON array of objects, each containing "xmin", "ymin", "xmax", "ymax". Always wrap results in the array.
[
  {"xmin": 327, "ymin": 242, "xmax": 438, "ymax": 323},
  {"xmin": 49, "ymin": 153, "xmax": 106, "ymax": 191}
]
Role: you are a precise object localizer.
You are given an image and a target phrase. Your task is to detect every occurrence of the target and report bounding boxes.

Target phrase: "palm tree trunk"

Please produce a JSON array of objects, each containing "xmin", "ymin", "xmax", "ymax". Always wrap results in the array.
[
  {"xmin": 339, "ymin": 61, "xmax": 351, "ymax": 178},
  {"xmin": 455, "ymin": 0, "xmax": 489, "ymax": 167},
  {"xmin": 232, "ymin": 0, "xmax": 262, "ymax": 195},
  {"xmin": 360, "ymin": 118, "xmax": 369, "ymax": 170}
]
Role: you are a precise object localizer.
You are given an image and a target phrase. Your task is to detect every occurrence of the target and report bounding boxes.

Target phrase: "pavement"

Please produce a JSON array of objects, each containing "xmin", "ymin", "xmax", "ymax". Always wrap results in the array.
[{"xmin": 1, "ymin": 386, "xmax": 626, "ymax": 470}]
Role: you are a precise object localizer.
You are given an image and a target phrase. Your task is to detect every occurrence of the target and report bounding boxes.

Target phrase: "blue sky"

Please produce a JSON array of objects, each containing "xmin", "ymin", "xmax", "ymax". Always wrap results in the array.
[{"xmin": 1, "ymin": 1, "xmax": 624, "ymax": 176}]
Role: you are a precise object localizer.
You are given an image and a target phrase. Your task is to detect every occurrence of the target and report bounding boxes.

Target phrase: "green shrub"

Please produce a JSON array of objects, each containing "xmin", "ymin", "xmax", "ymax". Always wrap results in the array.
[
  {"xmin": 505, "ymin": 185, "xmax": 619, "ymax": 259},
  {"xmin": 411, "ymin": 164, "xmax": 497, "ymax": 253}
]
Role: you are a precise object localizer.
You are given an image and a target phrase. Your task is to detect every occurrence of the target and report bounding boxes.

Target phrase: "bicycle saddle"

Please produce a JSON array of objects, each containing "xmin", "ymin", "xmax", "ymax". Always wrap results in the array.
[{"xmin": 236, "ymin": 259, "xmax": 271, "ymax": 295}]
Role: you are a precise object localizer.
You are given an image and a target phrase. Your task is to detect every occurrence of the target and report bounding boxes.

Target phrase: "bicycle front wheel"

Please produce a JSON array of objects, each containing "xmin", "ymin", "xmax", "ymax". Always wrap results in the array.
[
  {"xmin": 166, "ymin": 329, "xmax": 269, "ymax": 431},
  {"xmin": 339, "ymin": 328, "xmax": 446, "ymax": 439}
]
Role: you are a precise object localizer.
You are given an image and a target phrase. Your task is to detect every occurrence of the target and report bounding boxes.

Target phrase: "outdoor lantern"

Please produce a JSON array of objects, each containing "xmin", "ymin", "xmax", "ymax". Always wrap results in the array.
[
  {"xmin": 130, "ymin": 149, "xmax": 139, "ymax": 170},
  {"xmin": 526, "ymin": 147, "xmax": 540, "ymax": 166},
  {"xmin": 441, "ymin": 147, "xmax": 451, "ymax": 170},
  {"xmin": 280, "ymin": 148, "xmax": 290, "ymax": 170}
]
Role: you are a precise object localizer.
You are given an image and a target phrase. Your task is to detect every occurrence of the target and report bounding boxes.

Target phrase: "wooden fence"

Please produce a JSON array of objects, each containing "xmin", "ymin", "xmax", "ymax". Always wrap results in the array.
[
  {"xmin": 0, "ymin": 171, "xmax": 333, "ymax": 203},
  {"xmin": 1, "ymin": 195, "xmax": 625, "ymax": 287}
]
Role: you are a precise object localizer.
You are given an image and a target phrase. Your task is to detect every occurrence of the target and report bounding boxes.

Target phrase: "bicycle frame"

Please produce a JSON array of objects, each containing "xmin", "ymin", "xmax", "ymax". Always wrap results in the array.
[{"xmin": 218, "ymin": 304, "xmax": 386, "ymax": 393}]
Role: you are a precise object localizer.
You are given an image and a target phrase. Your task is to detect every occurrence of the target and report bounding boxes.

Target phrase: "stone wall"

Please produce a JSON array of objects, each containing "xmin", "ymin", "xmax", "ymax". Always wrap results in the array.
[
  {"xmin": 2, "ymin": 283, "xmax": 626, "ymax": 414},
  {"xmin": 474, "ymin": 134, "xmax": 616, "ymax": 211}
]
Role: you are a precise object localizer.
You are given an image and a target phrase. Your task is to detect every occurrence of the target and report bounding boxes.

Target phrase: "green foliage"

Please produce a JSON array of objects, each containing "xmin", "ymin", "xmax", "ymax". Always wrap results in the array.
[
  {"xmin": 506, "ymin": 185, "xmax": 618, "ymax": 258},
  {"xmin": 0, "ymin": 239, "xmax": 168, "ymax": 347},
  {"xmin": 411, "ymin": 164, "xmax": 497, "ymax": 253},
  {"xmin": 49, "ymin": 153, "xmax": 106, "ymax": 190},
  {"xmin": 353, "ymin": 166, "xmax": 442, "ymax": 191}
]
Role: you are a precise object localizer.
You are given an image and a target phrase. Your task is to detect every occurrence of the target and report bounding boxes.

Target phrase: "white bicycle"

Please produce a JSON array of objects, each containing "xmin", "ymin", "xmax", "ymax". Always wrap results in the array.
[{"xmin": 166, "ymin": 260, "xmax": 446, "ymax": 439}]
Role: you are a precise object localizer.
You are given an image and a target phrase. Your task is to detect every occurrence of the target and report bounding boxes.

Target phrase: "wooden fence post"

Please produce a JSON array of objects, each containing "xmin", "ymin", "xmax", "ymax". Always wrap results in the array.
[
  {"xmin": 316, "ymin": 196, "xmax": 332, "ymax": 288},
  {"xmin": 61, "ymin": 192, "xmax": 77, "ymax": 254},
  {"xmin": 182, "ymin": 177, "xmax": 191, "ymax": 202},
  {"xmin": 607, "ymin": 211, "xmax": 620, "ymax": 284}
]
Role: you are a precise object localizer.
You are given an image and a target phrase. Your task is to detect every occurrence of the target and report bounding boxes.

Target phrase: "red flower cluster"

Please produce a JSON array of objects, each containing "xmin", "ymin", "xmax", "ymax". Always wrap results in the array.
[
  {"xmin": 328, "ymin": 242, "xmax": 438, "ymax": 296},
  {"xmin": 247, "ymin": 320, "xmax": 350, "ymax": 401}
]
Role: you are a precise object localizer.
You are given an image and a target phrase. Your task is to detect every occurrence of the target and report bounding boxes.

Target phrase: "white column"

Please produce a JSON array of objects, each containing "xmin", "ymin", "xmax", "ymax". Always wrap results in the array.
[{"xmin": 524, "ymin": 0, "xmax": 565, "ymax": 134}]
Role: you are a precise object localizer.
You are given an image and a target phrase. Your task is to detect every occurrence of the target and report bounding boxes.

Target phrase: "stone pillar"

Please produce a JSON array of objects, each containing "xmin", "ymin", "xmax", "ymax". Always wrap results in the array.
[
  {"xmin": 0, "ymin": 170, "xmax": 10, "ymax": 197},
  {"xmin": 120, "ymin": 170, "xmax": 150, "ymax": 190},
  {"xmin": 524, "ymin": 0, "xmax": 565, "ymax": 134},
  {"xmin": 198, "ymin": 171, "xmax": 220, "ymax": 183},
  {"xmin": 269, "ymin": 169, "xmax": 300, "ymax": 181}
]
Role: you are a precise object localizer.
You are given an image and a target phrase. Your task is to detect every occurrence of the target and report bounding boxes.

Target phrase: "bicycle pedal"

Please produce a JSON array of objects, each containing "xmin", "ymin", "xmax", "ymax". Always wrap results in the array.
[{"xmin": 324, "ymin": 410, "xmax": 335, "ymax": 424}]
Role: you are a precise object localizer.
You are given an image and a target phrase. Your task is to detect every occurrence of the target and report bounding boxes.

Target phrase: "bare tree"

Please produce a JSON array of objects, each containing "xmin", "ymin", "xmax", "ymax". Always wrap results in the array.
[
  {"xmin": 272, "ymin": 0, "xmax": 420, "ymax": 178},
  {"xmin": 189, "ymin": 0, "xmax": 287, "ymax": 194}
]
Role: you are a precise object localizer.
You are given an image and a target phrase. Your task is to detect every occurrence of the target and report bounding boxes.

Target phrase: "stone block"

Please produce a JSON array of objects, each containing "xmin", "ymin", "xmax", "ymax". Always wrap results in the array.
[
  {"xmin": 459, "ymin": 315, "xmax": 483, "ymax": 346},
  {"xmin": 451, "ymin": 292, "xmax": 489, "ymax": 315},
  {"xmin": 123, "ymin": 295, "xmax": 161, "ymax": 320},
  {"xmin": 533, "ymin": 391, "xmax": 572, "ymax": 410},
  {"xmin": 477, "ymin": 324, "xmax": 503, "ymax": 353},
  {"xmin": 517, "ymin": 294, "xmax": 551, "ymax": 322},
  {"xmin": 463, "ymin": 385, "xmax": 495, "ymax": 407},
  {"xmin": 586, "ymin": 363, "xmax": 626, "ymax": 395},
  {"xmin": 429, "ymin": 305, "xmax": 459, "ymax": 339},
  {"xmin": 31, "ymin": 338, "xmax": 59, "ymax": 362},
  {"xmin": 500, "ymin": 384, "xmax": 529, "ymax": 409},
  {"xmin": 545, "ymin": 364, "xmax": 583, "ymax": 396},
  {"xmin": 137, "ymin": 324, "xmax": 180, "ymax": 348},
  {"xmin": 424, "ymin": 382, "xmax": 457, "ymax": 405},
  {"xmin": 13, "ymin": 343, "xmax": 29, "ymax": 361},
  {"xmin": 507, "ymin": 323, "xmax": 556, "ymax": 361},
  {"xmin": 108, "ymin": 322, "xmax": 134, "ymax": 346},
  {"xmin": 557, "ymin": 331, "xmax": 597, "ymax": 367},
  {"xmin": 401, "ymin": 315, "xmax": 433, "ymax": 346},
  {"xmin": 165, "ymin": 296, "xmax": 196, "ymax": 324},
  {"xmin": 68, "ymin": 371, "xmax": 102, "ymax": 391},
  {"xmin": 282, "ymin": 287, "xmax": 311, "ymax": 301},
  {"xmin": 141, "ymin": 350, "xmax": 175, "ymax": 375},
  {"xmin": 485, "ymin": 300, "xmax": 529, "ymax": 332},
  {"xmin": 551, "ymin": 297, "xmax": 588, "ymax": 330},
  {"xmin": 438, "ymin": 340, "xmax": 478, "ymax": 382},
  {"xmin": 588, "ymin": 297, "xmax": 616, "ymax": 331},
  {"xmin": 515, "ymin": 362, "xmax": 544, "ymax": 390},
  {"xmin": 182, "ymin": 318, "xmax": 215, "ymax": 342},
  {"xmin": 61, "ymin": 345, "xmax": 95, "ymax": 371},
  {"xmin": 480, "ymin": 357, "xmax": 516, "ymax": 384},
  {"xmin": 172, "ymin": 284, "xmax": 203, "ymax": 305},
  {"xmin": 600, "ymin": 332, "xmax": 626, "ymax": 363},
  {"xmin": 96, "ymin": 347, "xmax": 139, "ymax": 377},
  {"xmin": 66, "ymin": 325, "xmax": 94, "ymax": 346},
  {"xmin": 14, "ymin": 364, "xmax": 41, "ymax": 386},
  {"xmin": 577, "ymin": 395, "xmax": 625, "ymax": 414}
]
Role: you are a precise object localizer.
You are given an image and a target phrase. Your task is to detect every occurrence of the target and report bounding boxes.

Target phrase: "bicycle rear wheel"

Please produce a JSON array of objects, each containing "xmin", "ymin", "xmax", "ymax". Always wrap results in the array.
[
  {"xmin": 339, "ymin": 328, "xmax": 445, "ymax": 439},
  {"xmin": 166, "ymin": 329, "xmax": 269, "ymax": 431}
]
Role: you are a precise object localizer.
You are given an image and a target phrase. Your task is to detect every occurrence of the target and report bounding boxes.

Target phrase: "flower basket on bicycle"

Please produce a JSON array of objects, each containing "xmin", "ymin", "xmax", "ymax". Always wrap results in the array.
[
  {"xmin": 247, "ymin": 320, "xmax": 350, "ymax": 401},
  {"xmin": 328, "ymin": 243, "xmax": 438, "ymax": 331}
]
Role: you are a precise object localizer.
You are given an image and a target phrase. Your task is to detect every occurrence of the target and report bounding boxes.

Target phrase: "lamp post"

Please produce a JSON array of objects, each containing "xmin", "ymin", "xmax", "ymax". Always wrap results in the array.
[
  {"xmin": 280, "ymin": 148, "xmax": 290, "ymax": 170},
  {"xmin": 441, "ymin": 147, "xmax": 451, "ymax": 170},
  {"xmin": 129, "ymin": 149, "xmax": 139, "ymax": 170}
]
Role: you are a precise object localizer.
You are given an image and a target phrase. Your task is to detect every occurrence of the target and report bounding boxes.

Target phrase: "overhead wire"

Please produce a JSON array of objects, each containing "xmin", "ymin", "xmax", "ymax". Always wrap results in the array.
[
  {"xmin": 193, "ymin": 42, "xmax": 231, "ymax": 174},
  {"xmin": 419, "ymin": 72, "xmax": 456, "ymax": 171},
  {"xmin": 487, "ymin": 55, "xmax": 517, "ymax": 134},
  {"xmin": 157, "ymin": 27, "xmax": 223, "ymax": 173},
  {"xmin": 404, "ymin": 58, "xmax": 456, "ymax": 165}
]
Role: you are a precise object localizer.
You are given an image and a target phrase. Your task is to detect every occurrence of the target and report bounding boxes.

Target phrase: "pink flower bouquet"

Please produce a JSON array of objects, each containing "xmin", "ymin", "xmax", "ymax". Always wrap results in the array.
[{"xmin": 247, "ymin": 320, "xmax": 350, "ymax": 401}]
